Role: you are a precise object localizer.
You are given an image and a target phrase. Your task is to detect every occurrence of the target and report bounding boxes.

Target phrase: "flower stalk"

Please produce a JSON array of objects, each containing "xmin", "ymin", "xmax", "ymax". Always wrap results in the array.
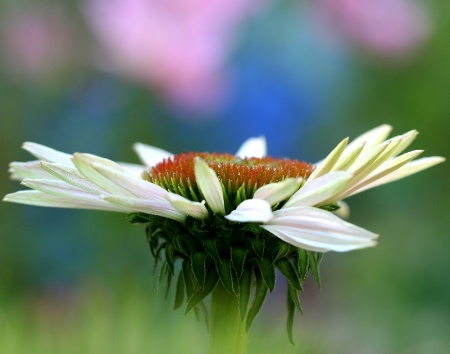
[{"xmin": 210, "ymin": 284, "xmax": 247, "ymax": 354}]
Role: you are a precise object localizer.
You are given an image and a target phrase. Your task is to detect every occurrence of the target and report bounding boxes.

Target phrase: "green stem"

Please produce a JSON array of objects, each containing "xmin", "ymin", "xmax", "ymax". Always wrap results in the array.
[{"xmin": 210, "ymin": 284, "xmax": 247, "ymax": 354}]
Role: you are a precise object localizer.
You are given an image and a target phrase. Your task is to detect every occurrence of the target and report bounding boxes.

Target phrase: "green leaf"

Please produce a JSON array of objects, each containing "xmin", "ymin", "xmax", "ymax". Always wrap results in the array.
[
  {"xmin": 182, "ymin": 259, "xmax": 196, "ymax": 299},
  {"xmin": 216, "ymin": 259, "xmax": 237, "ymax": 295},
  {"xmin": 297, "ymin": 248, "xmax": 309, "ymax": 280},
  {"xmin": 173, "ymin": 271, "xmax": 185, "ymax": 310},
  {"xmin": 203, "ymin": 239, "xmax": 221, "ymax": 263},
  {"xmin": 185, "ymin": 271, "xmax": 218, "ymax": 314},
  {"xmin": 276, "ymin": 259, "xmax": 302, "ymax": 291},
  {"xmin": 286, "ymin": 288, "xmax": 295, "ymax": 345},
  {"xmin": 191, "ymin": 252, "xmax": 207, "ymax": 287},
  {"xmin": 238, "ymin": 269, "xmax": 252, "ymax": 321},
  {"xmin": 288, "ymin": 285, "xmax": 303, "ymax": 314},
  {"xmin": 308, "ymin": 252, "xmax": 322, "ymax": 288},
  {"xmin": 258, "ymin": 257, "xmax": 276, "ymax": 292},
  {"xmin": 245, "ymin": 269, "xmax": 268, "ymax": 332},
  {"xmin": 250, "ymin": 238, "xmax": 265, "ymax": 259},
  {"xmin": 231, "ymin": 247, "xmax": 248, "ymax": 279}
]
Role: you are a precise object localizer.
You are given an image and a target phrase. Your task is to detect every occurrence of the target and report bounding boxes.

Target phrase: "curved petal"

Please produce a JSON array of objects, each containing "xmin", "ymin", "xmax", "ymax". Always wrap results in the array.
[
  {"xmin": 167, "ymin": 193, "xmax": 209, "ymax": 220},
  {"xmin": 9, "ymin": 161, "xmax": 55, "ymax": 181},
  {"xmin": 225, "ymin": 199, "xmax": 273, "ymax": 223},
  {"xmin": 345, "ymin": 124, "xmax": 392, "ymax": 152},
  {"xmin": 235, "ymin": 136, "xmax": 267, "ymax": 158},
  {"xmin": 284, "ymin": 172, "xmax": 352, "ymax": 208},
  {"xmin": 3, "ymin": 190, "xmax": 129, "ymax": 212},
  {"xmin": 133, "ymin": 143, "xmax": 173, "ymax": 167},
  {"xmin": 253, "ymin": 178, "xmax": 303, "ymax": 206},
  {"xmin": 92, "ymin": 162, "xmax": 169, "ymax": 201},
  {"xmin": 194, "ymin": 157, "xmax": 225, "ymax": 215},
  {"xmin": 104, "ymin": 195, "xmax": 186, "ymax": 222},
  {"xmin": 309, "ymin": 138, "xmax": 348, "ymax": 181},
  {"xmin": 262, "ymin": 206, "xmax": 378, "ymax": 252},
  {"xmin": 22, "ymin": 142, "xmax": 73, "ymax": 165}
]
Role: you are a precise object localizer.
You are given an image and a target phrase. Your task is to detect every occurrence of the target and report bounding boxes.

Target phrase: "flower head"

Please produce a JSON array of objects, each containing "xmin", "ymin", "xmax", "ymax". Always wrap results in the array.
[{"xmin": 4, "ymin": 126, "xmax": 444, "ymax": 337}]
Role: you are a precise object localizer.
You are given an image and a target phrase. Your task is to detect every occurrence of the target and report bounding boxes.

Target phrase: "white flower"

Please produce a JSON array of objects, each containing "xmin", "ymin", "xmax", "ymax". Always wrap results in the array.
[{"xmin": 4, "ymin": 126, "xmax": 444, "ymax": 253}]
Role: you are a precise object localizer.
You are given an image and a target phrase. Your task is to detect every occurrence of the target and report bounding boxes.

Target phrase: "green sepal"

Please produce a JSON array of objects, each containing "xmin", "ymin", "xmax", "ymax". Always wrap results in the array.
[
  {"xmin": 288, "ymin": 285, "xmax": 303, "ymax": 314},
  {"xmin": 164, "ymin": 266, "xmax": 173, "ymax": 300},
  {"xmin": 238, "ymin": 269, "xmax": 252, "ymax": 321},
  {"xmin": 182, "ymin": 259, "xmax": 196, "ymax": 300},
  {"xmin": 239, "ymin": 222, "xmax": 261, "ymax": 236},
  {"xmin": 203, "ymin": 239, "xmax": 221, "ymax": 263},
  {"xmin": 215, "ymin": 258, "xmax": 237, "ymax": 295},
  {"xmin": 286, "ymin": 288, "xmax": 295, "ymax": 345},
  {"xmin": 245, "ymin": 269, "xmax": 268, "ymax": 332},
  {"xmin": 231, "ymin": 247, "xmax": 248, "ymax": 279},
  {"xmin": 173, "ymin": 236, "xmax": 189, "ymax": 257},
  {"xmin": 308, "ymin": 252, "xmax": 322, "ymax": 288},
  {"xmin": 319, "ymin": 203, "xmax": 340, "ymax": 212},
  {"xmin": 184, "ymin": 216, "xmax": 209, "ymax": 238},
  {"xmin": 297, "ymin": 248, "xmax": 309, "ymax": 280},
  {"xmin": 191, "ymin": 252, "xmax": 207, "ymax": 287},
  {"xmin": 250, "ymin": 238, "xmax": 265, "ymax": 259},
  {"xmin": 185, "ymin": 270, "xmax": 218, "ymax": 314},
  {"xmin": 173, "ymin": 271, "xmax": 185, "ymax": 310},
  {"xmin": 258, "ymin": 257, "xmax": 276, "ymax": 292},
  {"xmin": 165, "ymin": 243, "xmax": 176, "ymax": 275},
  {"xmin": 275, "ymin": 242, "xmax": 291, "ymax": 261},
  {"xmin": 276, "ymin": 258, "xmax": 302, "ymax": 291}
]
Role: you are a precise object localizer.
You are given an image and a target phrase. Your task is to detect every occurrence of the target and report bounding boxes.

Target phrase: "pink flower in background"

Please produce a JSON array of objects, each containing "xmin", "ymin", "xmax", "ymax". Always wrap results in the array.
[
  {"xmin": 0, "ymin": 7, "xmax": 78, "ymax": 80},
  {"xmin": 314, "ymin": 0, "xmax": 430, "ymax": 59},
  {"xmin": 85, "ymin": 0, "xmax": 263, "ymax": 113}
]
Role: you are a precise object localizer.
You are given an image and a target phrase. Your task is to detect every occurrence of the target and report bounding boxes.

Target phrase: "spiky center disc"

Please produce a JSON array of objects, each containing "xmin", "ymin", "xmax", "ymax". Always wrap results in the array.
[{"xmin": 145, "ymin": 152, "xmax": 314, "ymax": 203}]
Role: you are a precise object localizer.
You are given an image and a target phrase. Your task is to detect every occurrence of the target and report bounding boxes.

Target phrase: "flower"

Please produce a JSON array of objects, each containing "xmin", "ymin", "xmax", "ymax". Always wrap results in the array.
[{"xmin": 3, "ymin": 125, "xmax": 444, "ymax": 336}]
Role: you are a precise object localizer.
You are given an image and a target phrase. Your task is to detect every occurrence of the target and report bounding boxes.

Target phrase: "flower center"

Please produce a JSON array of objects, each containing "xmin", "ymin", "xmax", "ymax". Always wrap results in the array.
[{"xmin": 145, "ymin": 152, "xmax": 314, "ymax": 203}]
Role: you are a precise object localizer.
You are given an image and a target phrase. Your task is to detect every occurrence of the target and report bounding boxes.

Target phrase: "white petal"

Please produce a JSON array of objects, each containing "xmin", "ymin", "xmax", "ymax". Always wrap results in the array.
[
  {"xmin": 22, "ymin": 179, "xmax": 98, "ymax": 198},
  {"xmin": 309, "ymin": 138, "xmax": 348, "ymax": 181},
  {"xmin": 225, "ymin": 199, "xmax": 273, "ymax": 223},
  {"xmin": 22, "ymin": 142, "xmax": 73, "ymax": 165},
  {"xmin": 168, "ymin": 193, "xmax": 209, "ymax": 220},
  {"xmin": 40, "ymin": 162, "xmax": 105, "ymax": 194},
  {"xmin": 92, "ymin": 162, "xmax": 169, "ymax": 201},
  {"xmin": 253, "ymin": 178, "xmax": 303, "ymax": 206},
  {"xmin": 262, "ymin": 206, "xmax": 378, "ymax": 252},
  {"xmin": 332, "ymin": 143, "xmax": 365, "ymax": 171},
  {"xmin": 345, "ymin": 124, "xmax": 393, "ymax": 152},
  {"xmin": 387, "ymin": 129, "xmax": 418, "ymax": 156},
  {"xmin": 334, "ymin": 201, "xmax": 350, "ymax": 219},
  {"xmin": 133, "ymin": 143, "xmax": 173, "ymax": 167},
  {"xmin": 3, "ymin": 190, "xmax": 129, "ymax": 212},
  {"xmin": 9, "ymin": 161, "xmax": 55, "ymax": 180},
  {"xmin": 284, "ymin": 172, "xmax": 352, "ymax": 208},
  {"xmin": 350, "ymin": 156, "xmax": 445, "ymax": 193},
  {"xmin": 194, "ymin": 157, "xmax": 225, "ymax": 215},
  {"xmin": 344, "ymin": 150, "xmax": 423, "ymax": 197},
  {"xmin": 235, "ymin": 136, "xmax": 267, "ymax": 158},
  {"xmin": 72, "ymin": 153, "xmax": 136, "ymax": 196},
  {"xmin": 104, "ymin": 195, "xmax": 185, "ymax": 222},
  {"xmin": 118, "ymin": 162, "xmax": 147, "ymax": 178}
]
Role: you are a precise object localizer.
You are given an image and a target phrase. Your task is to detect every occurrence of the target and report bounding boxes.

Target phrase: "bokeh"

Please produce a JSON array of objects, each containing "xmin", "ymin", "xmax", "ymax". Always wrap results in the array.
[{"xmin": 1, "ymin": 0, "xmax": 449, "ymax": 352}]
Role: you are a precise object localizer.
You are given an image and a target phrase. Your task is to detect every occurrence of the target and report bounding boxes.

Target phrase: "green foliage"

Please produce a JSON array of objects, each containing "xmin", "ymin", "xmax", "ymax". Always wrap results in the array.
[{"xmin": 132, "ymin": 213, "xmax": 324, "ymax": 337}]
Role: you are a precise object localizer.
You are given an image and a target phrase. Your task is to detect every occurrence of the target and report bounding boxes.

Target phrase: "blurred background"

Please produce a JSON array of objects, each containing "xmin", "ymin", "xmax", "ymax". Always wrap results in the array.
[{"xmin": 0, "ymin": 0, "xmax": 449, "ymax": 352}]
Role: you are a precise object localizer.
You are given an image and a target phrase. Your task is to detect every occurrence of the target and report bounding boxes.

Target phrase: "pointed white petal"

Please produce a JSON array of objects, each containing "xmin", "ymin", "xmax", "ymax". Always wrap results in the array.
[
  {"xmin": 40, "ymin": 162, "xmax": 105, "ymax": 194},
  {"xmin": 133, "ymin": 143, "xmax": 173, "ymax": 167},
  {"xmin": 262, "ymin": 206, "xmax": 378, "ymax": 252},
  {"xmin": 388, "ymin": 130, "xmax": 418, "ymax": 156},
  {"xmin": 253, "ymin": 178, "xmax": 303, "ymax": 206},
  {"xmin": 332, "ymin": 143, "xmax": 365, "ymax": 171},
  {"xmin": 9, "ymin": 161, "xmax": 55, "ymax": 180},
  {"xmin": 22, "ymin": 179, "xmax": 97, "ymax": 198},
  {"xmin": 3, "ymin": 190, "xmax": 129, "ymax": 212},
  {"xmin": 284, "ymin": 172, "xmax": 352, "ymax": 208},
  {"xmin": 22, "ymin": 142, "xmax": 73, "ymax": 165},
  {"xmin": 350, "ymin": 156, "xmax": 445, "ymax": 193},
  {"xmin": 345, "ymin": 124, "xmax": 393, "ymax": 152},
  {"xmin": 92, "ymin": 162, "xmax": 169, "ymax": 201},
  {"xmin": 194, "ymin": 157, "xmax": 225, "ymax": 215},
  {"xmin": 225, "ymin": 199, "xmax": 273, "ymax": 223},
  {"xmin": 104, "ymin": 195, "xmax": 185, "ymax": 222},
  {"xmin": 344, "ymin": 150, "xmax": 423, "ymax": 197},
  {"xmin": 72, "ymin": 153, "xmax": 136, "ymax": 196},
  {"xmin": 168, "ymin": 193, "xmax": 209, "ymax": 220},
  {"xmin": 309, "ymin": 138, "xmax": 348, "ymax": 181},
  {"xmin": 118, "ymin": 162, "xmax": 146, "ymax": 178},
  {"xmin": 235, "ymin": 136, "xmax": 267, "ymax": 158}
]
